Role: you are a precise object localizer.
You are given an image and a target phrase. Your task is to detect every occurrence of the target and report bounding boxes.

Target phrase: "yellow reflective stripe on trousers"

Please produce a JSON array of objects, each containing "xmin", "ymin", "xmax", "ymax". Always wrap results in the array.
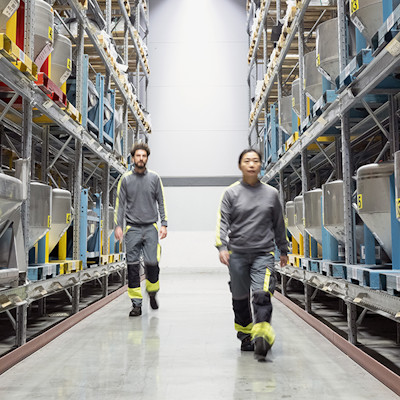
[
  {"xmin": 263, "ymin": 268, "xmax": 271, "ymax": 292},
  {"xmin": 251, "ymin": 322, "xmax": 275, "ymax": 345},
  {"xmin": 146, "ymin": 279, "xmax": 160, "ymax": 293},
  {"xmin": 153, "ymin": 223, "xmax": 158, "ymax": 231},
  {"xmin": 127, "ymin": 287, "xmax": 143, "ymax": 299},
  {"xmin": 157, "ymin": 244, "xmax": 161, "ymax": 262},
  {"xmin": 234, "ymin": 322, "xmax": 253, "ymax": 334},
  {"xmin": 125, "ymin": 225, "xmax": 131, "ymax": 234}
]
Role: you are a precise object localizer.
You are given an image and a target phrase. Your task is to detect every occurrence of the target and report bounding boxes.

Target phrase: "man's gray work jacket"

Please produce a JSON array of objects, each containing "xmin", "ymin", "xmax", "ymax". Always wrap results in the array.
[{"xmin": 115, "ymin": 168, "xmax": 168, "ymax": 228}]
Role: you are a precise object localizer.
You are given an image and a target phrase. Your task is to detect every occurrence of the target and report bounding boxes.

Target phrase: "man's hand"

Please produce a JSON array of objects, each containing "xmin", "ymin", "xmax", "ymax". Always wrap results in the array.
[
  {"xmin": 115, "ymin": 226, "xmax": 123, "ymax": 241},
  {"xmin": 219, "ymin": 250, "xmax": 230, "ymax": 266},
  {"xmin": 280, "ymin": 255, "xmax": 288, "ymax": 267},
  {"xmin": 159, "ymin": 226, "xmax": 167, "ymax": 239}
]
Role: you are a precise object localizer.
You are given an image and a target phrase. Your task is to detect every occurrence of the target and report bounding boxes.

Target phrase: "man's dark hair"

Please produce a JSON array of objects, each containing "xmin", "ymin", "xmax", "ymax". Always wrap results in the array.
[
  {"xmin": 238, "ymin": 148, "xmax": 262, "ymax": 164},
  {"xmin": 131, "ymin": 142, "xmax": 150, "ymax": 157}
]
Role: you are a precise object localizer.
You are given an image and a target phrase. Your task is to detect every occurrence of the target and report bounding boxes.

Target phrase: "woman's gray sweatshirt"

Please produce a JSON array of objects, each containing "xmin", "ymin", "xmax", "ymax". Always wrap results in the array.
[{"xmin": 216, "ymin": 180, "xmax": 288, "ymax": 255}]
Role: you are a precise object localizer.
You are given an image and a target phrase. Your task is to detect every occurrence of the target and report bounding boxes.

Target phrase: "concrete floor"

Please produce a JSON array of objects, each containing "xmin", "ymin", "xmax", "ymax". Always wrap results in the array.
[{"xmin": 0, "ymin": 268, "xmax": 397, "ymax": 400}]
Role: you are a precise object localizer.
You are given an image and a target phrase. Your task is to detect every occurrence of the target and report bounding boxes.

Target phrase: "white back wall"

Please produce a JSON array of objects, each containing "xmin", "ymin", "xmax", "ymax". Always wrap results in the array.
[
  {"xmin": 147, "ymin": 0, "xmax": 247, "ymax": 268},
  {"xmin": 159, "ymin": 186, "xmax": 227, "ymax": 269}
]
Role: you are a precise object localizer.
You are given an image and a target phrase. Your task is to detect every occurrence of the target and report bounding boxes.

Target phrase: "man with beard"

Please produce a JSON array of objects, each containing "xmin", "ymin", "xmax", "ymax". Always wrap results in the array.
[
  {"xmin": 216, "ymin": 149, "xmax": 288, "ymax": 361},
  {"xmin": 115, "ymin": 142, "xmax": 168, "ymax": 316}
]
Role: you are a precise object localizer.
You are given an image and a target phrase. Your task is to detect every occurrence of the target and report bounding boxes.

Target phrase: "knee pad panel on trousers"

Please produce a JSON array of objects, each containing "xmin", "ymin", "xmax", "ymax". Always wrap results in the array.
[
  {"xmin": 232, "ymin": 297, "xmax": 252, "ymax": 329},
  {"xmin": 253, "ymin": 290, "xmax": 271, "ymax": 306},
  {"xmin": 127, "ymin": 263, "xmax": 141, "ymax": 288},
  {"xmin": 145, "ymin": 263, "xmax": 160, "ymax": 284},
  {"xmin": 253, "ymin": 290, "xmax": 273, "ymax": 324}
]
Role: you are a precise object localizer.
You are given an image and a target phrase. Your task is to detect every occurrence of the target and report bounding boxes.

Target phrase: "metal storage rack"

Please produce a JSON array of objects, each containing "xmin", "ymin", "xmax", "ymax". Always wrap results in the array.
[
  {"xmin": 0, "ymin": 0, "xmax": 151, "ymax": 352},
  {"xmin": 247, "ymin": 0, "xmax": 400, "ymax": 361}
]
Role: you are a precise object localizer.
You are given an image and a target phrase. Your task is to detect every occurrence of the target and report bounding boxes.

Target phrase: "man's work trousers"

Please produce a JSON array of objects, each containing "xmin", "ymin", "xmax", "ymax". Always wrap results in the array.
[
  {"xmin": 125, "ymin": 224, "xmax": 161, "ymax": 307},
  {"xmin": 228, "ymin": 252, "xmax": 276, "ymax": 346}
]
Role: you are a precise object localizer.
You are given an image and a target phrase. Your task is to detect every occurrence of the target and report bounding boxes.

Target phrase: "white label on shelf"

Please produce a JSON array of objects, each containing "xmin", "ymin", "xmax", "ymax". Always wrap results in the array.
[
  {"xmin": 396, "ymin": 276, "xmax": 400, "ymax": 291},
  {"xmin": 61, "ymin": 114, "xmax": 69, "ymax": 123},
  {"xmin": 387, "ymin": 13, "xmax": 395, "ymax": 30},
  {"xmin": 352, "ymin": 16, "xmax": 365, "ymax": 33},
  {"xmin": 386, "ymin": 38, "xmax": 400, "ymax": 57},
  {"xmin": 317, "ymin": 116, "xmax": 327, "ymax": 126},
  {"xmin": 351, "ymin": 267, "xmax": 358, "ymax": 280},
  {"xmin": 59, "ymin": 70, "xmax": 71, "ymax": 85},
  {"xmin": 343, "ymin": 62, "xmax": 352, "ymax": 78},
  {"xmin": 322, "ymin": 262, "xmax": 329, "ymax": 272},
  {"xmin": 43, "ymin": 100, "xmax": 52, "ymax": 109},
  {"xmin": 46, "ymin": 266, "xmax": 52, "ymax": 275},
  {"xmin": 2, "ymin": 0, "xmax": 19, "ymax": 18},
  {"xmin": 19, "ymin": 49, "xmax": 25, "ymax": 63}
]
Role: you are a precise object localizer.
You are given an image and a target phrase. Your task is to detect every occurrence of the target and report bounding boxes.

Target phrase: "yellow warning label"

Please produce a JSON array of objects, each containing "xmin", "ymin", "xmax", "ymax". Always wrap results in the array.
[
  {"xmin": 292, "ymin": 97, "xmax": 295, "ymax": 107},
  {"xmin": 67, "ymin": 58, "xmax": 71, "ymax": 70},
  {"xmin": 350, "ymin": 0, "xmax": 359, "ymax": 14},
  {"xmin": 47, "ymin": 215, "xmax": 51, "ymax": 228},
  {"xmin": 396, "ymin": 198, "xmax": 400, "ymax": 219},
  {"xmin": 48, "ymin": 26, "xmax": 53, "ymax": 41},
  {"xmin": 66, "ymin": 213, "xmax": 71, "ymax": 224},
  {"xmin": 357, "ymin": 194, "xmax": 363, "ymax": 210},
  {"xmin": 316, "ymin": 54, "xmax": 320, "ymax": 67}
]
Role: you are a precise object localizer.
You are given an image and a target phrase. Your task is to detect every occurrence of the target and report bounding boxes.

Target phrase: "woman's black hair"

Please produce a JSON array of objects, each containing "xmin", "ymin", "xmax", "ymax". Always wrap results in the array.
[{"xmin": 238, "ymin": 148, "xmax": 262, "ymax": 164}]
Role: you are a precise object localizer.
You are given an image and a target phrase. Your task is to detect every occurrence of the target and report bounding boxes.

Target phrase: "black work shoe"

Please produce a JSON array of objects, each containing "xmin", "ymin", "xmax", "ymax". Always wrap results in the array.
[
  {"xmin": 254, "ymin": 337, "xmax": 271, "ymax": 361},
  {"xmin": 149, "ymin": 293, "xmax": 158, "ymax": 310},
  {"xmin": 129, "ymin": 306, "xmax": 142, "ymax": 317},
  {"xmin": 240, "ymin": 336, "xmax": 254, "ymax": 351}
]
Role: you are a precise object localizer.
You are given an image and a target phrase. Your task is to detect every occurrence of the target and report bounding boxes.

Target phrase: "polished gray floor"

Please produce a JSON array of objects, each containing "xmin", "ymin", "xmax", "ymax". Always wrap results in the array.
[{"xmin": 0, "ymin": 268, "xmax": 397, "ymax": 399}]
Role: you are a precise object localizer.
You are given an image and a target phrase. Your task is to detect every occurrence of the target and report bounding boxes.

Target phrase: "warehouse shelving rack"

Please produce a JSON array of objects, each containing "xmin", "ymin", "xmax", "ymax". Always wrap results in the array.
[
  {"xmin": 247, "ymin": 0, "xmax": 400, "ymax": 363},
  {"xmin": 0, "ymin": 0, "xmax": 151, "ymax": 352}
]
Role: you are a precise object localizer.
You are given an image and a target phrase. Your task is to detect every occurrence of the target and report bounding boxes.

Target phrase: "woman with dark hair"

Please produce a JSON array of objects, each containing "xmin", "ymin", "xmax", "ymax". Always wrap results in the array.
[{"xmin": 216, "ymin": 149, "xmax": 288, "ymax": 361}]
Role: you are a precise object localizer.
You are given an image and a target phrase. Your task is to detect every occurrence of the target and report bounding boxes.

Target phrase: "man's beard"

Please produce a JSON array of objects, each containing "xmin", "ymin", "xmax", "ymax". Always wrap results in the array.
[{"xmin": 136, "ymin": 161, "xmax": 146, "ymax": 169}]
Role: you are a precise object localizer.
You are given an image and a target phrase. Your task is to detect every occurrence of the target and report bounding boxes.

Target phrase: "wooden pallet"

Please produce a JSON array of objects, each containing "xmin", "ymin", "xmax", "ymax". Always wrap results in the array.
[
  {"xmin": 288, "ymin": 254, "xmax": 302, "ymax": 268},
  {"xmin": 28, "ymin": 264, "xmax": 60, "ymax": 281},
  {"xmin": 62, "ymin": 101, "xmax": 82, "ymax": 125},
  {"xmin": 35, "ymin": 72, "xmax": 67, "ymax": 107},
  {"xmin": 56, "ymin": 260, "xmax": 83, "ymax": 275},
  {"xmin": 0, "ymin": 34, "xmax": 38, "ymax": 81},
  {"xmin": 285, "ymin": 131, "xmax": 299, "ymax": 151}
]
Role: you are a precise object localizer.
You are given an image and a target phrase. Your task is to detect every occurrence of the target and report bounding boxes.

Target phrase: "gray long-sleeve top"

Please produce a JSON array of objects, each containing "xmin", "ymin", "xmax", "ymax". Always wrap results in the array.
[
  {"xmin": 115, "ymin": 168, "xmax": 168, "ymax": 228},
  {"xmin": 216, "ymin": 180, "xmax": 288, "ymax": 255}
]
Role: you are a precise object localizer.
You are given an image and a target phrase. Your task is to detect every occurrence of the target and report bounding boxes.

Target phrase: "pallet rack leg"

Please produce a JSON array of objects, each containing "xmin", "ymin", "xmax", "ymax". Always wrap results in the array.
[
  {"xmin": 37, "ymin": 298, "xmax": 46, "ymax": 317},
  {"xmin": 347, "ymin": 302, "xmax": 358, "ymax": 344},
  {"xmin": 121, "ymin": 268, "xmax": 127, "ymax": 286},
  {"xmin": 102, "ymin": 275, "xmax": 109, "ymax": 298},
  {"xmin": 281, "ymin": 274, "xmax": 288, "ymax": 297},
  {"xmin": 304, "ymin": 283, "xmax": 312, "ymax": 313},
  {"xmin": 72, "ymin": 284, "xmax": 81, "ymax": 314},
  {"xmin": 16, "ymin": 303, "xmax": 27, "ymax": 347}
]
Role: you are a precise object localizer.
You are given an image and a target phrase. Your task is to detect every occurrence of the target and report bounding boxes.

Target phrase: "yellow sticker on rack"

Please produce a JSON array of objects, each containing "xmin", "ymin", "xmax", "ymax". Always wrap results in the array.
[
  {"xmin": 67, "ymin": 58, "xmax": 71, "ymax": 70},
  {"xmin": 316, "ymin": 53, "xmax": 320, "ymax": 67},
  {"xmin": 396, "ymin": 198, "xmax": 400, "ymax": 219},
  {"xmin": 66, "ymin": 213, "xmax": 71, "ymax": 224},
  {"xmin": 48, "ymin": 26, "xmax": 53, "ymax": 41},
  {"xmin": 47, "ymin": 215, "xmax": 51, "ymax": 228},
  {"xmin": 357, "ymin": 194, "xmax": 363, "ymax": 210},
  {"xmin": 292, "ymin": 97, "xmax": 295, "ymax": 107},
  {"xmin": 350, "ymin": 0, "xmax": 359, "ymax": 14}
]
